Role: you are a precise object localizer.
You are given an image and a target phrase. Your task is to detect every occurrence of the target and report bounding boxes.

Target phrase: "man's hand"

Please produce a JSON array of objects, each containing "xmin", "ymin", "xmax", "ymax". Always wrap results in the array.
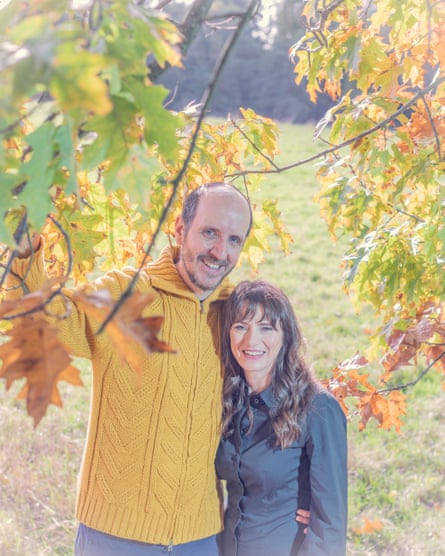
[
  {"xmin": 17, "ymin": 232, "xmax": 41, "ymax": 259},
  {"xmin": 296, "ymin": 508, "xmax": 310, "ymax": 534}
]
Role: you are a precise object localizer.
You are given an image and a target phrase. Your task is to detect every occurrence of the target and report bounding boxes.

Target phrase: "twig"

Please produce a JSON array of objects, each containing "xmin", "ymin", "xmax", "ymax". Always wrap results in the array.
[
  {"xmin": 226, "ymin": 74, "xmax": 445, "ymax": 179},
  {"xmin": 229, "ymin": 117, "xmax": 280, "ymax": 170},
  {"xmin": 96, "ymin": 0, "xmax": 260, "ymax": 335},
  {"xmin": 377, "ymin": 348, "xmax": 445, "ymax": 394},
  {"xmin": 0, "ymin": 216, "xmax": 73, "ymax": 321}
]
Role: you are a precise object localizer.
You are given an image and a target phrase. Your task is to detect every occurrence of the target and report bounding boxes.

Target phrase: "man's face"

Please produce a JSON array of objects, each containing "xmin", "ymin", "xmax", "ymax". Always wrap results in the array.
[{"xmin": 175, "ymin": 190, "xmax": 251, "ymax": 300}]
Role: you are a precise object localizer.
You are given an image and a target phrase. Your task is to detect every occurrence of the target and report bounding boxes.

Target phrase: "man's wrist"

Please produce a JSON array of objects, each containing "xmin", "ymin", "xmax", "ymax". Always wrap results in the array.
[{"xmin": 17, "ymin": 232, "xmax": 41, "ymax": 258}]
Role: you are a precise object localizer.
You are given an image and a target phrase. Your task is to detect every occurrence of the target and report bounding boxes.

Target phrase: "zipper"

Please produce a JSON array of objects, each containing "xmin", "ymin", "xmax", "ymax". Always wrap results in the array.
[{"xmin": 168, "ymin": 538, "xmax": 173, "ymax": 553}]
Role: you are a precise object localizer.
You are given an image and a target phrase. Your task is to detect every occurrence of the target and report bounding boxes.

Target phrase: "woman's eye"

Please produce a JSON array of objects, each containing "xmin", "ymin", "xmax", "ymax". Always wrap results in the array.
[{"xmin": 232, "ymin": 323, "xmax": 246, "ymax": 331}]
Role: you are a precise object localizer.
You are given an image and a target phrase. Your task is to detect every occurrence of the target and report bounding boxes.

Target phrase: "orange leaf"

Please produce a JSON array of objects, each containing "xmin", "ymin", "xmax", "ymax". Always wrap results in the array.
[
  {"xmin": 352, "ymin": 517, "xmax": 384, "ymax": 535},
  {"xmin": 0, "ymin": 278, "xmax": 62, "ymax": 318},
  {"xmin": 72, "ymin": 289, "xmax": 175, "ymax": 373},
  {"xmin": 358, "ymin": 391, "xmax": 406, "ymax": 432},
  {"xmin": 379, "ymin": 391, "xmax": 406, "ymax": 432},
  {"xmin": 0, "ymin": 316, "xmax": 83, "ymax": 426}
]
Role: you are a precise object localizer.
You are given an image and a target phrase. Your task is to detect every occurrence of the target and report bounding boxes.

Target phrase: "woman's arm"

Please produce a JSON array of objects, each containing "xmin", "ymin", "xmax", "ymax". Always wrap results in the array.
[{"xmin": 298, "ymin": 392, "xmax": 348, "ymax": 556}]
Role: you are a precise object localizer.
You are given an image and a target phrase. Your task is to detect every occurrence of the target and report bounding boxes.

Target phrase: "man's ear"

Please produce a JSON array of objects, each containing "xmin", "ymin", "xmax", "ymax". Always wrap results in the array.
[{"xmin": 174, "ymin": 215, "xmax": 184, "ymax": 245}]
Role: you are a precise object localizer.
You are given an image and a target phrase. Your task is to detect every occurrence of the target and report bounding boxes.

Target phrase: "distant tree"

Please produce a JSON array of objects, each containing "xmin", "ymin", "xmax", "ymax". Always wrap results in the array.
[{"xmin": 159, "ymin": 0, "xmax": 328, "ymax": 122}]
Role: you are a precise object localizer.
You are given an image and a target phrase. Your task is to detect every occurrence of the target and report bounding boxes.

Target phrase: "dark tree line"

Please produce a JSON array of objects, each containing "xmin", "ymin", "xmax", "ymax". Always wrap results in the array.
[{"xmin": 156, "ymin": 0, "xmax": 333, "ymax": 123}]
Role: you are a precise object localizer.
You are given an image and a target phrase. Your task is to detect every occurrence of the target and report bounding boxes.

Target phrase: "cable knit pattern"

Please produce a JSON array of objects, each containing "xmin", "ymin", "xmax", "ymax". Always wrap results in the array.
[{"xmin": 10, "ymin": 246, "xmax": 232, "ymax": 545}]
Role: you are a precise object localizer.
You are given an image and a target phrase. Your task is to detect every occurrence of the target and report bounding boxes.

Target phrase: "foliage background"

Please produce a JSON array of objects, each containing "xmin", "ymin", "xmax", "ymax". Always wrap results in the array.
[
  {"xmin": 0, "ymin": 0, "xmax": 444, "ymax": 553},
  {"xmin": 1, "ymin": 123, "xmax": 444, "ymax": 555}
]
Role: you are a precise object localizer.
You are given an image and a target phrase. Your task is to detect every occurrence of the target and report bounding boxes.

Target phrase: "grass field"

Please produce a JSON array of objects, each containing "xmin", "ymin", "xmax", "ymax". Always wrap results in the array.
[{"xmin": 0, "ymin": 123, "xmax": 444, "ymax": 555}]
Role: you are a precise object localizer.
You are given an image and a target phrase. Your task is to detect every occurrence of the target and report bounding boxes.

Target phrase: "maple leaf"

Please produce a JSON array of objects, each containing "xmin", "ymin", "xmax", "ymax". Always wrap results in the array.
[
  {"xmin": 383, "ymin": 316, "xmax": 437, "ymax": 374},
  {"xmin": 424, "ymin": 345, "xmax": 445, "ymax": 372},
  {"xmin": 0, "ymin": 316, "xmax": 83, "ymax": 427},
  {"xmin": 71, "ymin": 289, "xmax": 175, "ymax": 373},
  {"xmin": 358, "ymin": 390, "xmax": 406, "ymax": 432}
]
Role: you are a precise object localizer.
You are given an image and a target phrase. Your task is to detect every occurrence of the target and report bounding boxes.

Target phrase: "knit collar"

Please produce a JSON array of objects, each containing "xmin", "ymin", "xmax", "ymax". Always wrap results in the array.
[{"xmin": 146, "ymin": 246, "xmax": 233, "ymax": 309}]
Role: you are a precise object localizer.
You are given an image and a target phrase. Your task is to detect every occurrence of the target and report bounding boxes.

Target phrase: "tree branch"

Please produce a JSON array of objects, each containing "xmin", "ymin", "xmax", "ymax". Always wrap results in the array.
[
  {"xmin": 377, "ymin": 348, "xmax": 445, "ymax": 394},
  {"xmin": 227, "ymin": 73, "xmax": 445, "ymax": 179},
  {"xmin": 229, "ymin": 116, "xmax": 280, "ymax": 170},
  {"xmin": 148, "ymin": 0, "xmax": 215, "ymax": 81},
  {"xmin": 96, "ymin": 0, "xmax": 261, "ymax": 335}
]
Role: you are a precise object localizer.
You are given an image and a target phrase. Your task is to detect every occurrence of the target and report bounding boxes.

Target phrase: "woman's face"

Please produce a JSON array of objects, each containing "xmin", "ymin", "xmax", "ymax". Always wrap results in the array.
[{"xmin": 230, "ymin": 305, "xmax": 284, "ymax": 388}]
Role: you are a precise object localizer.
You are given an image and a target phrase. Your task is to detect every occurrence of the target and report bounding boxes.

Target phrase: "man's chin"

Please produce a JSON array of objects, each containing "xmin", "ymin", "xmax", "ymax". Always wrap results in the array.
[{"xmin": 195, "ymin": 273, "xmax": 226, "ymax": 294}]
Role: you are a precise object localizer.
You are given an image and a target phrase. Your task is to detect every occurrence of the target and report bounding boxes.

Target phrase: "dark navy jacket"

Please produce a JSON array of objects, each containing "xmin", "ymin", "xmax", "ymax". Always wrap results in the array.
[{"xmin": 215, "ymin": 387, "xmax": 347, "ymax": 556}]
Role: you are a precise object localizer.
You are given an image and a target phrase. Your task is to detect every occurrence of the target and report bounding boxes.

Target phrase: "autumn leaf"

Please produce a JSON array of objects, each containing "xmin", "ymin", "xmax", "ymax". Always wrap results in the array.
[
  {"xmin": 352, "ymin": 517, "xmax": 384, "ymax": 535},
  {"xmin": 358, "ymin": 390, "xmax": 406, "ymax": 432},
  {"xmin": 71, "ymin": 289, "xmax": 175, "ymax": 374},
  {"xmin": 0, "ymin": 278, "xmax": 64, "ymax": 317},
  {"xmin": 338, "ymin": 352, "xmax": 369, "ymax": 371},
  {"xmin": 0, "ymin": 316, "xmax": 83, "ymax": 427}
]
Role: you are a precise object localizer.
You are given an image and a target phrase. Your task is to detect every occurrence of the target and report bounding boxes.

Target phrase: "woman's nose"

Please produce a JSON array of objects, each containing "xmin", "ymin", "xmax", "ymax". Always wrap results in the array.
[{"xmin": 243, "ymin": 326, "xmax": 259, "ymax": 345}]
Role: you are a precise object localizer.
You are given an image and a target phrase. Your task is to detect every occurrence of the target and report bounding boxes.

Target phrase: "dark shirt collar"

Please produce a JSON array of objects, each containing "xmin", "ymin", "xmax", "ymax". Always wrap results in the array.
[{"xmin": 248, "ymin": 384, "xmax": 274, "ymax": 408}]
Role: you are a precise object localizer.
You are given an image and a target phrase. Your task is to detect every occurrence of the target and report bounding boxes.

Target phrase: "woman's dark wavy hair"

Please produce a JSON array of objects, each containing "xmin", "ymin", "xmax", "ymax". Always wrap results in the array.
[{"xmin": 221, "ymin": 280, "xmax": 319, "ymax": 449}]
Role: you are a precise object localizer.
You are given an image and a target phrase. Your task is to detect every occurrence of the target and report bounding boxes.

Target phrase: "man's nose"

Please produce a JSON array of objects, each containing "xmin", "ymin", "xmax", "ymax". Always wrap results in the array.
[{"xmin": 209, "ymin": 238, "xmax": 227, "ymax": 260}]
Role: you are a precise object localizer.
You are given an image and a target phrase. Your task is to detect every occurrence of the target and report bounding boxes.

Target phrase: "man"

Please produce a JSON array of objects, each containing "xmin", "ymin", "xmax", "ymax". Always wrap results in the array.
[
  {"xmin": 11, "ymin": 182, "xmax": 252, "ymax": 555},
  {"xmin": 12, "ymin": 182, "xmax": 309, "ymax": 554}
]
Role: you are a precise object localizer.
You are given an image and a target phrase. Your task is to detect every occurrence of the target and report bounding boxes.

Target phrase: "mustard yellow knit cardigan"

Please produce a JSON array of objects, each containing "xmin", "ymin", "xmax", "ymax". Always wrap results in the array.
[{"xmin": 11, "ymin": 246, "xmax": 231, "ymax": 545}]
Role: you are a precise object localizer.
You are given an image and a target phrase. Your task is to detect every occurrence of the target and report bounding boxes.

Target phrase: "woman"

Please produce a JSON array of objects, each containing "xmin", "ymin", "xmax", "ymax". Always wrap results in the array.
[{"xmin": 216, "ymin": 281, "xmax": 347, "ymax": 556}]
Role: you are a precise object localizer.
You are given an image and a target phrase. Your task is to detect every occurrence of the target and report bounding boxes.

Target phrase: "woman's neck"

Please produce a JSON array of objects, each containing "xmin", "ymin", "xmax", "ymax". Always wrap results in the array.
[{"xmin": 244, "ymin": 372, "xmax": 272, "ymax": 394}]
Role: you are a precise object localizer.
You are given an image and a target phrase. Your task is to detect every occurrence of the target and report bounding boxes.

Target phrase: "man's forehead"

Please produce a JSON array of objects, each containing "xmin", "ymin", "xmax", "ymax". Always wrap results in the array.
[{"xmin": 197, "ymin": 190, "xmax": 250, "ymax": 215}]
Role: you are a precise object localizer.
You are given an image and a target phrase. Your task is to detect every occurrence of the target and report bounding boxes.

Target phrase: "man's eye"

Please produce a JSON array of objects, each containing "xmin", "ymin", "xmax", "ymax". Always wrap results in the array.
[
  {"xmin": 203, "ymin": 229, "xmax": 217, "ymax": 238},
  {"xmin": 230, "ymin": 236, "xmax": 242, "ymax": 246}
]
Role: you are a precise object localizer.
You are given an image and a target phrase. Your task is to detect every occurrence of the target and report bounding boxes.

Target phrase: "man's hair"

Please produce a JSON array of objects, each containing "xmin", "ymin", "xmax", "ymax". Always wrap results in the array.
[{"xmin": 181, "ymin": 182, "xmax": 253, "ymax": 237}]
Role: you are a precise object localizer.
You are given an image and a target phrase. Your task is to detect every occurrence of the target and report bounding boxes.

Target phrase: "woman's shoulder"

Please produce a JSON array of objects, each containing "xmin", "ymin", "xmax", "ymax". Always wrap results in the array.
[{"xmin": 308, "ymin": 387, "xmax": 346, "ymax": 426}]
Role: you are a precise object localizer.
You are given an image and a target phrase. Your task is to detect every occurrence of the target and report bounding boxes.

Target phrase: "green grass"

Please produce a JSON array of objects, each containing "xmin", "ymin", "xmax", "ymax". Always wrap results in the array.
[{"xmin": 1, "ymin": 123, "xmax": 444, "ymax": 555}]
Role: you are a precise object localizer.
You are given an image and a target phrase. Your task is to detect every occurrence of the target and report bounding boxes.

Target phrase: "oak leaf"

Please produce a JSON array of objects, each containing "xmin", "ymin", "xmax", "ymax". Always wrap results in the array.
[
  {"xmin": 0, "ymin": 316, "xmax": 83, "ymax": 427},
  {"xmin": 71, "ymin": 289, "xmax": 175, "ymax": 373},
  {"xmin": 0, "ymin": 278, "xmax": 63, "ymax": 318}
]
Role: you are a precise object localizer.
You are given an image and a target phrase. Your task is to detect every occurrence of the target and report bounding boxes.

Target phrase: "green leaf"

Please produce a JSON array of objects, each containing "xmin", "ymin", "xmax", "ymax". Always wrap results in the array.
[
  {"xmin": 81, "ymin": 95, "xmax": 137, "ymax": 183},
  {"xmin": 0, "ymin": 205, "xmax": 25, "ymax": 245},
  {"xmin": 127, "ymin": 79, "xmax": 182, "ymax": 158},
  {"xmin": 54, "ymin": 122, "xmax": 77, "ymax": 194},
  {"xmin": 50, "ymin": 45, "xmax": 112, "ymax": 121},
  {"xmin": 18, "ymin": 123, "xmax": 57, "ymax": 228},
  {"xmin": 114, "ymin": 145, "xmax": 163, "ymax": 205}
]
